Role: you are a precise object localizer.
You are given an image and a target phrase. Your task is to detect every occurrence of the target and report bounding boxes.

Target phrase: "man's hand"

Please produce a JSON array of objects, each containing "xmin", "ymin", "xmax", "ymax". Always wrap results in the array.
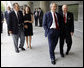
[
  {"xmin": 70, "ymin": 32, "xmax": 74, "ymax": 36},
  {"xmin": 9, "ymin": 31, "xmax": 12, "ymax": 34}
]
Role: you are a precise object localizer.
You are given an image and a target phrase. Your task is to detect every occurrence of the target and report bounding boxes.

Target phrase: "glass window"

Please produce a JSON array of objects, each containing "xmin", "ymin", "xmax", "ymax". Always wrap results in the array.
[{"xmin": 68, "ymin": 4, "xmax": 78, "ymax": 21}]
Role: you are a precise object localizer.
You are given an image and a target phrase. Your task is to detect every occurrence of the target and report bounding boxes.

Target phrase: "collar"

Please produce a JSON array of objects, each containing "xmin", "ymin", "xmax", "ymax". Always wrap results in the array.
[
  {"xmin": 51, "ymin": 10, "xmax": 56, "ymax": 13},
  {"xmin": 63, "ymin": 12, "xmax": 67, "ymax": 15},
  {"xmin": 14, "ymin": 9, "xmax": 18, "ymax": 14}
]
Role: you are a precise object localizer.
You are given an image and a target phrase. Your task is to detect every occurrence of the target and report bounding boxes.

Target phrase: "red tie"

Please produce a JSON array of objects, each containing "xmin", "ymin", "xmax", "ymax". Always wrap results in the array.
[
  {"xmin": 54, "ymin": 13, "xmax": 59, "ymax": 29},
  {"xmin": 64, "ymin": 13, "xmax": 66, "ymax": 24}
]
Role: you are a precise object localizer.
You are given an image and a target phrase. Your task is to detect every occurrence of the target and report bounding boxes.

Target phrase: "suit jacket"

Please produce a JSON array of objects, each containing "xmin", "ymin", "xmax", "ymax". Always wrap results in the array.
[
  {"xmin": 60, "ymin": 12, "xmax": 74, "ymax": 33},
  {"xmin": 9, "ymin": 10, "xmax": 24, "ymax": 34},
  {"xmin": 5, "ymin": 11, "xmax": 11, "ymax": 25},
  {"xmin": 34, "ymin": 11, "xmax": 39, "ymax": 19},
  {"xmin": 1, "ymin": 11, "xmax": 4, "ymax": 22},
  {"xmin": 43, "ymin": 11, "xmax": 62, "ymax": 37},
  {"xmin": 38, "ymin": 10, "xmax": 43, "ymax": 20}
]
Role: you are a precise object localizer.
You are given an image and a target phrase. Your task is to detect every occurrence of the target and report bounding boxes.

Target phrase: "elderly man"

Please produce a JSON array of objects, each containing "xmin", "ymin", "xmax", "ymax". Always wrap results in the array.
[
  {"xmin": 9, "ymin": 3, "xmax": 25, "ymax": 53},
  {"xmin": 59, "ymin": 5, "xmax": 74, "ymax": 57},
  {"xmin": 43, "ymin": 3, "xmax": 62, "ymax": 65}
]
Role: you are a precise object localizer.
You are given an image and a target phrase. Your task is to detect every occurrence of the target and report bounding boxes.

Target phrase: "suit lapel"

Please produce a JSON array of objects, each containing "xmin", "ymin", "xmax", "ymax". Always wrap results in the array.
[
  {"xmin": 67, "ymin": 12, "xmax": 70, "ymax": 23},
  {"xmin": 13, "ymin": 11, "xmax": 19, "ymax": 22},
  {"xmin": 49, "ymin": 12, "xmax": 53, "ymax": 27},
  {"xmin": 49, "ymin": 11, "xmax": 53, "ymax": 20},
  {"xmin": 62, "ymin": 12, "xmax": 64, "ymax": 18},
  {"xmin": 56, "ymin": 12, "xmax": 59, "ymax": 26}
]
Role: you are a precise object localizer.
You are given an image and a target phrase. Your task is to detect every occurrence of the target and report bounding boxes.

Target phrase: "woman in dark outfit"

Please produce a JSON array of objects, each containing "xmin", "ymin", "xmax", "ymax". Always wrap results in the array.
[{"xmin": 24, "ymin": 6, "xmax": 34, "ymax": 49}]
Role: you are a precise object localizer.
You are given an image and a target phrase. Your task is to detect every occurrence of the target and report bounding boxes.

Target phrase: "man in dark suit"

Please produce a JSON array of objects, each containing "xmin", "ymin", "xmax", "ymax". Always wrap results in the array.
[
  {"xmin": 43, "ymin": 3, "xmax": 62, "ymax": 65},
  {"xmin": 34, "ymin": 8, "xmax": 39, "ymax": 26},
  {"xmin": 38, "ymin": 8, "xmax": 43, "ymax": 27},
  {"xmin": 9, "ymin": 3, "xmax": 25, "ymax": 53},
  {"xmin": 59, "ymin": 5, "xmax": 74, "ymax": 57},
  {"xmin": 5, "ymin": 6, "xmax": 11, "ymax": 36}
]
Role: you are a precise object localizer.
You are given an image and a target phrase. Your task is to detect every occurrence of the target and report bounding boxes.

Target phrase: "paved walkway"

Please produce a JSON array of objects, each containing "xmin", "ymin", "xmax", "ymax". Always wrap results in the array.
[{"xmin": 1, "ymin": 22, "xmax": 83, "ymax": 67}]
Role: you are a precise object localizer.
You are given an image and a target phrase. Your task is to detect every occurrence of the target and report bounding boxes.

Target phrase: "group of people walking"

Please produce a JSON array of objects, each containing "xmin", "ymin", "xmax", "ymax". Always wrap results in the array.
[{"xmin": 1, "ymin": 2, "xmax": 74, "ymax": 65}]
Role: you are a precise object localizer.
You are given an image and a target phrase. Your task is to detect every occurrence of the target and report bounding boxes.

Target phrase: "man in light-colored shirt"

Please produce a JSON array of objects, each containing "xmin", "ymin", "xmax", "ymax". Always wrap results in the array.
[
  {"xmin": 50, "ymin": 10, "xmax": 59, "ymax": 29},
  {"xmin": 9, "ymin": 3, "xmax": 25, "ymax": 53},
  {"xmin": 43, "ymin": 3, "xmax": 62, "ymax": 65}
]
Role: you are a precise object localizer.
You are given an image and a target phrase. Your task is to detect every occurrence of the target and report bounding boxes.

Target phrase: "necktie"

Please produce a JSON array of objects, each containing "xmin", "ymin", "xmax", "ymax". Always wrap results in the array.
[
  {"xmin": 54, "ymin": 13, "xmax": 59, "ymax": 29},
  {"xmin": 17, "ymin": 12, "xmax": 19, "ymax": 23},
  {"xmin": 64, "ymin": 13, "xmax": 66, "ymax": 24}
]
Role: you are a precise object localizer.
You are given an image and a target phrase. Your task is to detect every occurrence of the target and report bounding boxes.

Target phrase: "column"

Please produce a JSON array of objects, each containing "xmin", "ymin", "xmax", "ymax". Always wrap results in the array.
[
  {"xmin": 27, "ymin": 1, "xmax": 33, "ymax": 12},
  {"xmin": 75, "ymin": 1, "xmax": 83, "ymax": 39},
  {"xmin": 40, "ymin": 1, "xmax": 49, "ymax": 13},
  {"xmin": 78, "ymin": 1, "xmax": 83, "ymax": 22}
]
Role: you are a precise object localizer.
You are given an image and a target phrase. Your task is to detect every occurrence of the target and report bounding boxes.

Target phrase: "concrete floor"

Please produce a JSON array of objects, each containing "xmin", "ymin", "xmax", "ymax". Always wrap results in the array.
[{"xmin": 1, "ymin": 22, "xmax": 83, "ymax": 67}]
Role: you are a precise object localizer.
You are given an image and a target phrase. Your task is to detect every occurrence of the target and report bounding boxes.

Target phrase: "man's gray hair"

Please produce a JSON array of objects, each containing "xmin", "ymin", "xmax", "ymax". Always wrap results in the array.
[
  {"xmin": 50, "ymin": 3, "xmax": 57, "ymax": 8},
  {"xmin": 62, "ymin": 5, "xmax": 68, "ymax": 10}
]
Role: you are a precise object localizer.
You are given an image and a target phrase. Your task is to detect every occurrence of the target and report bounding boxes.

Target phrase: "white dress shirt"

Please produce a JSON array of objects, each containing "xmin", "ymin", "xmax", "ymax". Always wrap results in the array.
[
  {"xmin": 35, "ymin": 11, "xmax": 38, "ymax": 16},
  {"xmin": 14, "ymin": 9, "xmax": 18, "ymax": 19},
  {"xmin": 7, "ymin": 10, "xmax": 10, "ymax": 14},
  {"xmin": 14, "ymin": 9, "xmax": 20, "ymax": 23},
  {"xmin": 50, "ymin": 11, "xmax": 58, "ymax": 29}
]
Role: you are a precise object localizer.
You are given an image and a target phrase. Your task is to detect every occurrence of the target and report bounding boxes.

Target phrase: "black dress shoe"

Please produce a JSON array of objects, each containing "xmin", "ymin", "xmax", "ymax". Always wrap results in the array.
[
  {"xmin": 61, "ymin": 54, "xmax": 64, "ymax": 57},
  {"xmin": 66, "ymin": 52, "xmax": 69, "ymax": 55},
  {"xmin": 21, "ymin": 48, "xmax": 25, "ymax": 51},
  {"xmin": 16, "ymin": 50, "xmax": 19, "ymax": 53},
  {"xmin": 19, "ymin": 47, "xmax": 25, "ymax": 51},
  {"xmin": 51, "ymin": 60, "xmax": 56, "ymax": 65}
]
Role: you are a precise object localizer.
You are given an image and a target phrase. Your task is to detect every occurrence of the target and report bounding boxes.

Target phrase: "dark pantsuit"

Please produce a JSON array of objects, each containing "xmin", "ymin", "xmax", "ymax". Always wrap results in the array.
[
  {"xmin": 60, "ymin": 31, "xmax": 72, "ymax": 54},
  {"xmin": 35, "ymin": 17, "xmax": 38, "ymax": 26},
  {"xmin": 59, "ymin": 12, "xmax": 74, "ymax": 55},
  {"xmin": 43, "ymin": 11, "xmax": 62, "ymax": 64},
  {"xmin": 48, "ymin": 29, "xmax": 60, "ymax": 60},
  {"xmin": 39, "ymin": 18, "xmax": 42, "ymax": 27}
]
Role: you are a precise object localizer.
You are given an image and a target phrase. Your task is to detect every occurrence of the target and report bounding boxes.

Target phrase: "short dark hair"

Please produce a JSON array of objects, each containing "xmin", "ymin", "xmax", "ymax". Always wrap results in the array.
[
  {"xmin": 13, "ymin": 3, "xmax": 19, "ymax": 8},
  {"xmin": 35, "ymin": 8, "xmax": 38, "ymax": 10},
  {"xmin": 39, "ymin": 8, "xmax": 41, "ymax": 9}
]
